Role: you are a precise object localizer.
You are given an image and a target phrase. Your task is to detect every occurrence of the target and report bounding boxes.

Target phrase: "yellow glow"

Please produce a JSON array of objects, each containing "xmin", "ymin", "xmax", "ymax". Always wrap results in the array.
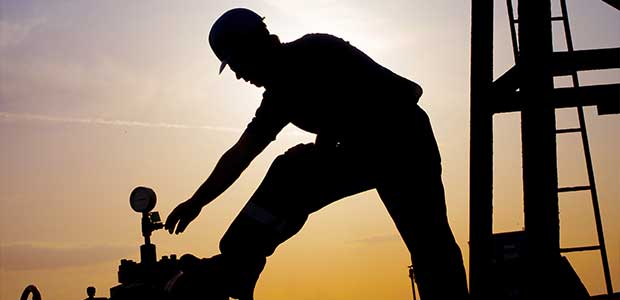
[{"xmin": 1, "ymin": 1, "xmax": 618, "ymax": 299}]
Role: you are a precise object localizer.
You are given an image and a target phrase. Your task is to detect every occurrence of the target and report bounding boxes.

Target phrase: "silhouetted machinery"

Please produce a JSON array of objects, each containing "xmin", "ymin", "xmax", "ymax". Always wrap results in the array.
[
  {"xmin": 105, "ymin": 186, "xmax": 181, "ymax": 300},
  {"xmin": 107, "ymin": 186, "xmax": 235, "ymax": 300},
  {"xmin": 71, "ymin": 187, "xmax": 228, "ymax": 300},
  {"xmin": 19, "ymin": 187, "xmax": 231, "ymax": 300},
  {"xmin": 84, "ymin": 187, "xmax": 225, "ymax": 300}
]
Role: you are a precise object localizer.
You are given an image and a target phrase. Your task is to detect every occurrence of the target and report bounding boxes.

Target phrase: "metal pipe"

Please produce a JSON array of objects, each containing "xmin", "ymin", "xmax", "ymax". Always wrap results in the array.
[
  {"xmin": 518, "ymin": 0, "xmax": 559, "ymax": 298},
  {"xmin": 469, "ymin": 1, "xmax": 494, "ymax": 299}
]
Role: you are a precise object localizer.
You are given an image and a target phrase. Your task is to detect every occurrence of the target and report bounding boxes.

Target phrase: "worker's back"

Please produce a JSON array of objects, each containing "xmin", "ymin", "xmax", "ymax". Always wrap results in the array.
[{"xmin": 259, "ymin": 33, "xmax": 424, "ymax": 147}]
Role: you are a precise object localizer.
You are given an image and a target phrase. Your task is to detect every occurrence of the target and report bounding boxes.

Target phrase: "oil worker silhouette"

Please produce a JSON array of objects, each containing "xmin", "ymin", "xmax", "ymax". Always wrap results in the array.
[{"xmin": 165, "ymin": 8, "xmax": 468, "ymax": 300}]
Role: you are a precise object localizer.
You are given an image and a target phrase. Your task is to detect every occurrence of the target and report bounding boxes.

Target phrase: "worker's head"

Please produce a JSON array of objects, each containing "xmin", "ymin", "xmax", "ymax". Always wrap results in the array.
[{"xmin": 209, "ymin": 8, "xmax": 279, "ymax": 87}]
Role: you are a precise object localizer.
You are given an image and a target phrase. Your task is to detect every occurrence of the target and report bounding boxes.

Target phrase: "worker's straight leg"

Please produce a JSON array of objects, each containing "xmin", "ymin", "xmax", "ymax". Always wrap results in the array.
[
  {"xmin": 376, "ymin": 106, "xmax": 468, "ymax": 299},
  {"xmin": 377, "ymin": 165, "xmax": 467, "ymax": 299}
]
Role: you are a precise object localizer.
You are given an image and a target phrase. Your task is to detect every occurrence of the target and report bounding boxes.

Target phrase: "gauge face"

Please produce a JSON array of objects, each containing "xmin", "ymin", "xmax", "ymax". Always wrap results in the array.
[{"xmin": 129, "ymin": 186, "xmax": 156, "ymax": 213}]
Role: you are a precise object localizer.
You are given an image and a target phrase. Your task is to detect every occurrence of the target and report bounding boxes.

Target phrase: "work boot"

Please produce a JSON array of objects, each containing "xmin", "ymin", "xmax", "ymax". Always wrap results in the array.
[
  {"xmin": 167, "ymin": 254, "xmax": 264, "ymax": 300},
  {"xmin": 166, "ymin": 254, "xmax": 227, "ymax": 300}
]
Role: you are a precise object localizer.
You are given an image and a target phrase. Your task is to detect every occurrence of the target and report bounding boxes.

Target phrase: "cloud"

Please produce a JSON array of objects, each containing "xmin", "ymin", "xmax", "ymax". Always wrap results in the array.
[
  {"xmin": 0, "ymin": 111, "xmax": 310, "ymax": 137},
  {"xmin": 0, "ymin": 111, "xmax": 243, "ymax": 133},
  {"xmin": 0, "ymin": 18, "xmax": 46, "ymax": 48},
  {"xmin": 0, "ymin": 243, "xmax": 134, "ymax": 270},
  {"xmin": 351, "ymin": 234, "xmax": 401, "ymax": 245}
]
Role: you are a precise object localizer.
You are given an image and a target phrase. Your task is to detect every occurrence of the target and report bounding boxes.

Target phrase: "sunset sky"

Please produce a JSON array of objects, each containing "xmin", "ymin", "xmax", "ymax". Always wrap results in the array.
[{"xmin": 1, "ymin": 1, "xmax": 618, "ymax": 299}]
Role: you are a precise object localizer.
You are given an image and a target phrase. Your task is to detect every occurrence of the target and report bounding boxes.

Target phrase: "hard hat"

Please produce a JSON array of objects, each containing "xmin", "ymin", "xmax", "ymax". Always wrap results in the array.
[{"xmin": 209, "ymin": 8, "xmax": 266, "ymax": 74}]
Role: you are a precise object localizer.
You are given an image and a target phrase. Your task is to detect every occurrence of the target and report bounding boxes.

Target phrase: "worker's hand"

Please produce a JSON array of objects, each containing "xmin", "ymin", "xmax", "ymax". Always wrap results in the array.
[{"xmin": 165, "ymin": 198, "xmax": 203, "ymax": 234}]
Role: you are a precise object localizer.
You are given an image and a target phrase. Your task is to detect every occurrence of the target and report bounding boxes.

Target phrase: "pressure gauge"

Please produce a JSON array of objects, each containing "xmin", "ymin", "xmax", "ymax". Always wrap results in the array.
[{"xmin": 129, "ymin": 186, "xmax": 157, "ymax": 213}]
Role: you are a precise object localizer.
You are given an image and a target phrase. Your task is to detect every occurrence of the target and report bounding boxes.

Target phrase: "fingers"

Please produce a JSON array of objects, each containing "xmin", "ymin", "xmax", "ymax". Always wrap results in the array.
[
  {"xmin": 165, "ymin": 207, "xmax": 181, "ymax": 234},
  {"xmin": 165, "ymin": 202, "xmax": 195, "ymax": 234},
  {"xmin": 165, "ymin": 200, "xmax": 201, "ymax": 234},
  {"xmin": 175, "ymin": 218, "xmax": 190, "ymax": 234}
]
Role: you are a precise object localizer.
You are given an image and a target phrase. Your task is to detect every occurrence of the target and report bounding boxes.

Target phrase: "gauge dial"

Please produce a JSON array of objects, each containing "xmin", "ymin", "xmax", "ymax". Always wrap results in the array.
[{"xmin": 129, "ymin": 186, "xmax": 157, "ymax": 213}]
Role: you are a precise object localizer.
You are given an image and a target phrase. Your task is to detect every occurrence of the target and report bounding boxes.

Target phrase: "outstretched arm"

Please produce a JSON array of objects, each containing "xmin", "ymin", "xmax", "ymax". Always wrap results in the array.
[{"xmin": 165, "ymin": 131, "xmax": 271, "ymax": 234}]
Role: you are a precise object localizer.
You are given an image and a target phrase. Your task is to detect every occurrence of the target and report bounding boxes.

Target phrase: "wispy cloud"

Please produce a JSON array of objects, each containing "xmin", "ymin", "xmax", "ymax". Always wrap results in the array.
[
  {"xmin": 351, "ymin": 234, "xmax": 401, "ymax": 245},
  {"xmin": 0, "ymin": 112, "xmax": 243, "ymax": 133},
  {"xmin": 0, "ymin": 243, "xmax": 134, "ymax": 270},
  {"xmin": 0, "ymin": 18, "xmax": 46, "ymax": 48}
]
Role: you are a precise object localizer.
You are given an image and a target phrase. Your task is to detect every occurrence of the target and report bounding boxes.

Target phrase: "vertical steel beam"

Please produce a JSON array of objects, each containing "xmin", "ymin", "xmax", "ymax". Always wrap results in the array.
[
  {"xmin": 469, "ymin": 0, "xmax": 494, "ymax": 299},
  {"xmin": 518, "ymin": 0, "xmax": 560, "ymax": 298}
]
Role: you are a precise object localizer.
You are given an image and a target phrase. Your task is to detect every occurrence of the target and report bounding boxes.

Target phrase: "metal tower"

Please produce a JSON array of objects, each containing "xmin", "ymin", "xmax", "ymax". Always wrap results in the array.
[{"xmin": 469, "ymin": 0, "xmax": 619, "ymax": 299}]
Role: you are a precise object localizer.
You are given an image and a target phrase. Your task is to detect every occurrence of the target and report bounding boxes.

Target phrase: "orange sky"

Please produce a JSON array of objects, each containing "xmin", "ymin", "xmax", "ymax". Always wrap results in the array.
[{"xmin": 1, "ymin": 1, "xmax": 618, "ymax": 299}]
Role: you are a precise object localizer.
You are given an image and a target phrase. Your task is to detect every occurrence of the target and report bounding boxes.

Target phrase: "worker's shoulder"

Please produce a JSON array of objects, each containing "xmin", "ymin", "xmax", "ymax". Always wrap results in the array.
[{"xmin": 285, "ymin": 33, "xmax": 351, "ymax": 50}]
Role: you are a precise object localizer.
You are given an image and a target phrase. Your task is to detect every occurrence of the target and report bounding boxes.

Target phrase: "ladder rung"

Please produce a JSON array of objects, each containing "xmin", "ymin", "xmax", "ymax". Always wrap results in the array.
[
  {"xmin": 560, "ymin": 245, "xmax": 601, "ymax": 253},
  {"xmin": 556, "ymin": 128, "xmax": 581, "ymax": 134},
  {"xmin": 558, "ymin": 185, "xmax": 591, "ymax": 193},
  {"xmin": 513, "ymin": 16, "xmax": 564, "ymax": 23}
]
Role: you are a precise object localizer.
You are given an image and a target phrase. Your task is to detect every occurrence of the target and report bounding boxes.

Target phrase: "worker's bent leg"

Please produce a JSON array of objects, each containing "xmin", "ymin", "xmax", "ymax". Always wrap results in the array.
[
  {"xmin": 219, "ymin": 143, "xmax": 375, "ymax": 298},
  {"xmin": 377, "ymin": 165, "xmax": 468, "ymax": 300}
]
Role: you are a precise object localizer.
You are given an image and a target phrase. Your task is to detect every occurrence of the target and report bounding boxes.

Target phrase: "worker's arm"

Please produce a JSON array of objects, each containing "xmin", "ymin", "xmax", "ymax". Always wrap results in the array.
[{"xmin": 165, "ymin": 130, "xmax": 271, "ymax": 234}]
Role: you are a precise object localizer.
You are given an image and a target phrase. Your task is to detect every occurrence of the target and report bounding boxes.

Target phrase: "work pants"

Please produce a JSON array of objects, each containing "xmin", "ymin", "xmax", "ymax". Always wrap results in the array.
[{"xmin": 220, "ymin": 107, "xmax": 469, "ymax": 299}]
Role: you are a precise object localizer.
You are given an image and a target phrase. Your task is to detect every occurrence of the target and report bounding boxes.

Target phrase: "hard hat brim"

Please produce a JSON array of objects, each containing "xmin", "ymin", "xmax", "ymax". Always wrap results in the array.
[{"xmin": 219, "ymin": 60, "xmax": 228, "ymax": 74}]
